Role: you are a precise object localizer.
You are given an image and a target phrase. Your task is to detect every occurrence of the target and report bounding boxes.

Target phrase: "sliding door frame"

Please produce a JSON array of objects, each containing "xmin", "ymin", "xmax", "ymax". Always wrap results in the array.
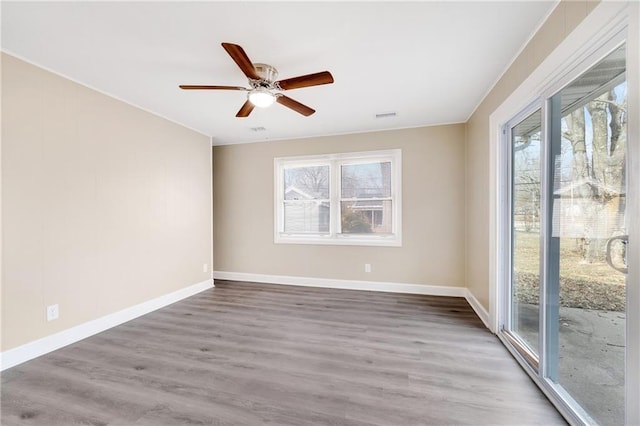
[
  {"xmin": 502, "ymin": 102, "xmax": 543, "ymax": 371},
  {"xmin": 625, "ymin": 3, "xmax": 640, "ymax": 424},
  {"xmin": 489, "ymin": 2, "xmax": 639, "ymax": 424}
]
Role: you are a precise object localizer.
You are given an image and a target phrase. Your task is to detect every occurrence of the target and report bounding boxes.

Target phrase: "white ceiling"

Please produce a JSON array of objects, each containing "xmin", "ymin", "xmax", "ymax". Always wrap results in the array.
[{"xmin": 1, "ymin": 1, "xmax": 556, "ymax": 145}]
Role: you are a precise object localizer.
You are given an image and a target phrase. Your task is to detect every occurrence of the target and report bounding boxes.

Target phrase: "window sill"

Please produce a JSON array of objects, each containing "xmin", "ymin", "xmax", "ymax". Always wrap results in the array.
[{"xmin": 275, "ymin": 234, "xmax": 402, "ymax": 247}]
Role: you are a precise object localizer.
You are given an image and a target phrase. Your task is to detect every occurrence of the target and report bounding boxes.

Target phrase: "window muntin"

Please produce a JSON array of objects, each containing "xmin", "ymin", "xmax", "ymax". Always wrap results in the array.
[{"xmin": 275, "ymin": 150, "xmax": 401, "ymax": 246}]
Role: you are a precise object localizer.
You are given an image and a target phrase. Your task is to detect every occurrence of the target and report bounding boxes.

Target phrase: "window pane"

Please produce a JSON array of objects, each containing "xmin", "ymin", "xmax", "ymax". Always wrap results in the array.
[
  {"xmin": 284, "ymin": 201, "xmax": 330, "ymax": 233},
  {"xmin": 341, "ymin": 162, "xmax": 391, "ymax": 199},
  {"xmin": 548, "ymin": 48, "xmax": 626, "ymax": 426},
  {"xmin": 510, "ymin": 109, "xmax": 541, "ymax": 357},
  {"xmin": 284, "ymin": 165, "xmax": 329, "ymax": 200},
  {"xmin": 341, "ymin": 200, "xmax": 392, "ymax": 234}
]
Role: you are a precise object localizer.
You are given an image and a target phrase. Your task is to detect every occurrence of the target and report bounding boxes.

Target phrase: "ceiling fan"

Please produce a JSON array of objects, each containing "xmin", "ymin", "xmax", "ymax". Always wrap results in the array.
[{"xmin": 179, "ymin": 42, "xmax": 334, "ymax": 118}]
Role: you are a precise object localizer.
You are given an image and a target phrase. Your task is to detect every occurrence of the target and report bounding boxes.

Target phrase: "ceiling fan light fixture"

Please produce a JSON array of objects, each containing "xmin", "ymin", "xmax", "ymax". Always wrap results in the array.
[
  {"xmin": 248, "ymin": 88, "xmax": 275, "ymax": 108},
  {"xmin": 180, "ymin": 43, "xmax": 333, "ymax": 117}
]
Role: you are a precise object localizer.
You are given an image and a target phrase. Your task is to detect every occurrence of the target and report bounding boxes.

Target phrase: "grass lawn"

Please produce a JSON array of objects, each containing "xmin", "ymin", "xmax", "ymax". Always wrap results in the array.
[{"xmin": 512, "ymin": 230, "xmax": 625, "ymax": 311}]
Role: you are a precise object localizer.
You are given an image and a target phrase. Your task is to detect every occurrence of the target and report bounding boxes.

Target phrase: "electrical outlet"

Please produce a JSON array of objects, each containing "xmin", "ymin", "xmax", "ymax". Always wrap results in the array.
[
  {"xmin": 365, "ymin": 263, "xmax": 372, "ymax": 273},
  {"xmin": 203, "ymin": 263, "xmax": 208, "ymax": 273},
  {"xmin": 47, "ymin": 304, "xmax": 59, "ymax": 321}
]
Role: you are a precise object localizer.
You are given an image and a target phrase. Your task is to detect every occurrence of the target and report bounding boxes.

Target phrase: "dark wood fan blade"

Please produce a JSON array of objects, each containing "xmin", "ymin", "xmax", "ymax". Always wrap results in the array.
[
  {"xmin": 179, "ymin": 85, "xmax": 247, "ymax": 90},
  {"xmin": 236, "ymin": 100, "xmax": 255, "ymax": 118},
  {"xmin": 221, "ymin": 43, "xmax": 261, "ymax": 80},
  {"xmin": 276, "ymin": 71, "xmax": 334, "ymax": 90},
  {"xmin": 276, "ymin": 95, "xmax": 315, "ymax": 116}
]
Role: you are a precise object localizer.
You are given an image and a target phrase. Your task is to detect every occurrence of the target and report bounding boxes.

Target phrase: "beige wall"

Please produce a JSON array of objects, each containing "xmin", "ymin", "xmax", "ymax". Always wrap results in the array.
[
  {"xmin": 464, "ymin": 1, "xmax": 599, "ymax": 310},
  {"xmin": 1, "ymin": 54, "xmax": 212, "ymax": 351},
  {"xmin": 213, "ymin": 125, "xmax": 466, "ymax": 287}
]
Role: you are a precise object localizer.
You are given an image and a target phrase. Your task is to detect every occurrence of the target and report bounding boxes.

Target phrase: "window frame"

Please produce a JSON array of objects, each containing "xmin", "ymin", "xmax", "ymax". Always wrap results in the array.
[{"xmin": 274, "ymin": 149, "xmax": 402, "ymax": 247}]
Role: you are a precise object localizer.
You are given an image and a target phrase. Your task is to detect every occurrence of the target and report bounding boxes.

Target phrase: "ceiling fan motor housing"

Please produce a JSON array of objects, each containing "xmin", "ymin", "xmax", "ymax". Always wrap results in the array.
[{"xmin": 253, "ymin": 63, "xmax": 278, "ymax": 83}]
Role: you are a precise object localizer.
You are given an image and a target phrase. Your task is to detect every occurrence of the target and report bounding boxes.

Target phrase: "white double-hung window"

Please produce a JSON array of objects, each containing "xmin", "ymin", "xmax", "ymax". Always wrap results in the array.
[{"xmin": 275, "ymin": 149, "xmax": 401, "ymax": 246}]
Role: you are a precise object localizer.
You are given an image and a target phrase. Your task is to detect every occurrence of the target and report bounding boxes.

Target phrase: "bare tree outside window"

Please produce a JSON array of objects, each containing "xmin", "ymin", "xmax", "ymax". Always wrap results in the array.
[{"xmin": 560, "ymin": 85, "xmax": 627, "ymax": 264}]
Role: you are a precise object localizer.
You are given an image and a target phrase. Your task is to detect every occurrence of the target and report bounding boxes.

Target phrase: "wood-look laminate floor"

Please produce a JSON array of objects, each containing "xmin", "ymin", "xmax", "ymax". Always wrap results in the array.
[{"xmin": 1, "ymin": 280, "xmax": 565, "ymax": 425}]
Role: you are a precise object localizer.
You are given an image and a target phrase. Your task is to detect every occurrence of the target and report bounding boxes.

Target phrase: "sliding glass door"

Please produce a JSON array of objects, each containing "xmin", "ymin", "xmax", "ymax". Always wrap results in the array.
[
  {"xmin": 507, "ymin": 108, "xmax": 542, "ymax": 364},
  {"xmin": 545, "ymin": 47, "xmax": 627, "ymax": 424},
  {"xmin": 503, "ymin": 43, "xmax": 630, "ymax": 425}
]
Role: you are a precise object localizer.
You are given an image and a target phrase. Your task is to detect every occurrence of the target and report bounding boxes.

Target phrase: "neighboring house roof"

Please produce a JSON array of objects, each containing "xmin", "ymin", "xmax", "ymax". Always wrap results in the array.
[
  {"xmin": 349, "ymin": 200, "xmax": 384, "ymax": 210},
  {"xmin": 285, "ymin": 185, "xmax": 321, "ymax": 200}
]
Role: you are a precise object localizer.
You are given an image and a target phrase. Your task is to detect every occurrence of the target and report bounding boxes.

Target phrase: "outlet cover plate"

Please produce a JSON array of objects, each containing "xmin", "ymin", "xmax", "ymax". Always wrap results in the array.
[{"xmin": 47, "ymin": 304, "xmax": 59, "ymax": 321}]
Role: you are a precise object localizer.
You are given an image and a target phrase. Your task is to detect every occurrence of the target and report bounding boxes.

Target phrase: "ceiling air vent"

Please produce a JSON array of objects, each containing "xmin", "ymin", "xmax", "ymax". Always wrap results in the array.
[
  {"xmin": 375, "ymin": 112, "xmax": 397, "ymax": 119},
  {"xmin": 250, "ymin": 126, "xmax": 267, "ymax": 132}
]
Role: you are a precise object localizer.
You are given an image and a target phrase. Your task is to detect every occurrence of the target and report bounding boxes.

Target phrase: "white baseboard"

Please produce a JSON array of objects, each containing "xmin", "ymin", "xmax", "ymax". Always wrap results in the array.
[
  {"xmin": 214, "ymin": 271, "xmax": 494, "ymax": 330},
  {"xmin": 464, "ymin": 289, "xmax": 491, "ymax": 330},
  {"xmin": 213, "ymin": 270, "xmax": 467, "ymax": 297},
  {"xmin": 1, "ymin": 275, "xmax": 493, "ymax": 371},
  {"xmin": 0, "ymin": 279, "xmax": 214, "ymax": 371}
]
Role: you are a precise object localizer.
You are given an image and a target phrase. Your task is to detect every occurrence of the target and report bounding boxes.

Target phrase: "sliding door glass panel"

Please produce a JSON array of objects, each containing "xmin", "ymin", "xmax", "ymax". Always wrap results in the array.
[
  {"xmin": 547, "ymin": 45, "xmax": 626, "ymax": 426},
  {"xmin": 510, "ymin": 109, "xmax": 542, "ymax": 356}
]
